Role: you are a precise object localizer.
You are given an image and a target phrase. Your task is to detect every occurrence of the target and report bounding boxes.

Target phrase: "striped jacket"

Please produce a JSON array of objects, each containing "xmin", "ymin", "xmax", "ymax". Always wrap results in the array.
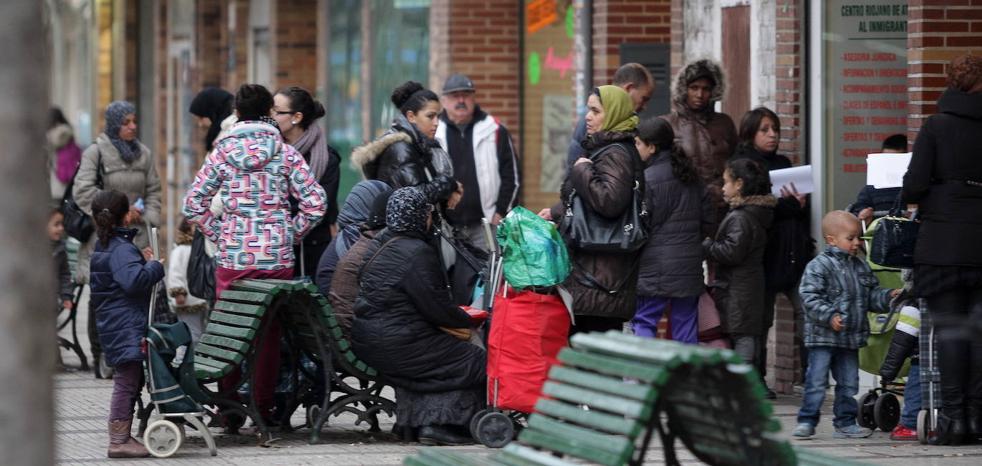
[{"xmin": 799, "ymin": 246, "xmax": 893, "ymax": 349}]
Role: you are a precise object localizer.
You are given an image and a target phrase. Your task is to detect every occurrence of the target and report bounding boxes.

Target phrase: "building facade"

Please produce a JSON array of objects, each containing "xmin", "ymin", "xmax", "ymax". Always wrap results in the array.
[{"xmin": 47, "ymin": 0, "xmax": 978, "ymax": 393}]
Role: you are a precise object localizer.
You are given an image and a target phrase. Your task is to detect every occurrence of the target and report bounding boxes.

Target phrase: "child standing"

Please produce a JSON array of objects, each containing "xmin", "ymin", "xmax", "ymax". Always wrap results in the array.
[
  {"xmin": 879, "ymin": 269, "xmax": 922, "ymax": 441},
  {"xmin": 89, "ymin": 190, "xmax": 164, "ymax": 458},
  {"xmin": 703, "ymin": 158, "xmax": 776, "ymax": 365},
  {"xmin": 793, "ymin": 211, "xmax": 899, "ymax": 439},
  {"xmin": 167, "ymin": 218, "xmax": 209, "ymax": 345}
]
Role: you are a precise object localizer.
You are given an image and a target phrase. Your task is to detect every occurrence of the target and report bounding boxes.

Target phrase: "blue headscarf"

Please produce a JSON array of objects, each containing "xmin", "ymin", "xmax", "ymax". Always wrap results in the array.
[
  {"xmin": 334, "ymin": 180, "xmax": 393, "ymax": 257},
  {"xmin": 104, "ymin": 101, "xmax": 142, "ymax": 163}
]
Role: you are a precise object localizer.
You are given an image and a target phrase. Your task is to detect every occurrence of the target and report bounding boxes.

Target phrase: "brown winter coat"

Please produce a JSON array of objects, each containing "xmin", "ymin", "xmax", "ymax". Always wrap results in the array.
[
  {"xmin": 703, "ymin": 194, "xmax": 776, "ymax": 336},
  {"xmin": 328, "ymin": 228, "xmax": 380, "ymax": 340},
  {"xmin": 551, "ymin": 131, "xmax": 645, "ymax": 321},
  {"xmin": 660, "ymin": 60, "xmax": 738, "ymax": 220}
]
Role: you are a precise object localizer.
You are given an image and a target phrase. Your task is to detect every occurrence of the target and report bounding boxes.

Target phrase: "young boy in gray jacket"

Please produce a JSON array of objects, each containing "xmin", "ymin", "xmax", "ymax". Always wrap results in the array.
[{"xmin": 792, "ymin": 210, "xmax": 899, "ymax": 439}]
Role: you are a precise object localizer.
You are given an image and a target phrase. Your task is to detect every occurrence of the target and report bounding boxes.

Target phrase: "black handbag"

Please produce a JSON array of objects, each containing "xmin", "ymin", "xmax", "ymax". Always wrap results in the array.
[
  {"xmin": 187, "ymin": 230, "xmax": 217, "ymax": 302},
  {"xmin": 62, "ymin": 149, "xmax": 102, "ymax": 242},
  {"xmin": 870, "ymin": 196, "xmax": 919, "ymax": 268},
  {"xmin": 559, "ymin": 144, "xmax": 648, "ymax": 253}
]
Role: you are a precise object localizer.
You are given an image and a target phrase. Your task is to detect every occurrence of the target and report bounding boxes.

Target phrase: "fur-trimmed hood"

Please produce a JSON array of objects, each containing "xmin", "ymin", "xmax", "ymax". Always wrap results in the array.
[
  {"xmin": 727, "ymin": 194, "xmax": 778, "ymax": 209},
  {"xmin": 350, "ymin": 131, "xmax": 412, "ymax": 174},
  {"xmin": 671, "ymin": 58, "xmax": 727, "ymax": 110}
]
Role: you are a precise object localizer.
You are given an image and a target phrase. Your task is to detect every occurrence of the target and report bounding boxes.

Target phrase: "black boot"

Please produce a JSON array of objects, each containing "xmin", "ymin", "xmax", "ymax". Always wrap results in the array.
[
  {"xmin": 418, "ymin": 425, "xmax": 474, "ymax": 446},
  {"xmin": 932, "ymin": 336, "xmax": 969, "ymax": 445},
  {"xmin": 931, "ymin": 412, "xmax": 967, "ymax": 445}
]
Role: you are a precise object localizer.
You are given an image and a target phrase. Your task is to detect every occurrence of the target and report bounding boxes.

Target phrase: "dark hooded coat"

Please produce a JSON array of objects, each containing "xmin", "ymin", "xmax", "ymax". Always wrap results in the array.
[
  {"xmin": 660, "ymin": 60, "xmax": 738, "ymax": 219},
  {"xmin": 703, "ymin": 195, "xmax": 777, "ymax": 336}
]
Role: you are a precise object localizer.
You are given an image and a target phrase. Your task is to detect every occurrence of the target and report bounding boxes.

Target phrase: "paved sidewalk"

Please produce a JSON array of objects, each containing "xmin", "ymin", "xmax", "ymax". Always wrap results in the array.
[{"xmin": 56, "ymin": 291, "xmax": 982, "ymax": 465}]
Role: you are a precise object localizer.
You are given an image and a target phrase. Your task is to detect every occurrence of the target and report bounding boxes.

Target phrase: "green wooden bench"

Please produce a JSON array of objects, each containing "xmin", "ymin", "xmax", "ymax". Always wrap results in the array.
[
  {"xmin": 404, "ymin": 331, "xmax": 869, "ymax": 466},
  {"xmin": 229, "ymin": 278, "xmax": 395, "ymax": 443}
]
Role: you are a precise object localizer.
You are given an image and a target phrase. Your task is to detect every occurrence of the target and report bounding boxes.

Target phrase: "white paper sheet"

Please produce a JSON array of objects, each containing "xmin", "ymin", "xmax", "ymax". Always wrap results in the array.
[
  {"xmin": 866, "ymin": 152, "xmax": 912, "ymax": 188},
  {"xmin": 769, "ymin": 165, "xmax": 813, "ymax": 197}
]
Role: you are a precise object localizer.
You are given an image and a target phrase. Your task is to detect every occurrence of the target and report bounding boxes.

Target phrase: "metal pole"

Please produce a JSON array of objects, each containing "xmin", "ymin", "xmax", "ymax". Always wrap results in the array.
[{"xmin": 0, "ymin": 1, "xmax": 53, "ymax": 463}]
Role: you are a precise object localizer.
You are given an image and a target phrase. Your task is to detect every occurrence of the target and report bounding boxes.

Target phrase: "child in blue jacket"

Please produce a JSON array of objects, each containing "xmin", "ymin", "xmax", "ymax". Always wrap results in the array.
[
  {"xmin": 793, "ymin": 210, "xmax": 899, "ymax": 439},
  {"xmin": 89, "ymin": 190, "xmax": 164, "ymax": 458}
]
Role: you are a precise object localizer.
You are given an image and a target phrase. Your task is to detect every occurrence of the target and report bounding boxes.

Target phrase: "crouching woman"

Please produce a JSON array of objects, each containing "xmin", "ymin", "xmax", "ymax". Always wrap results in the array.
[{"xmin": 351, "ymin": 187, "xmax": 485, "ymax": 445}]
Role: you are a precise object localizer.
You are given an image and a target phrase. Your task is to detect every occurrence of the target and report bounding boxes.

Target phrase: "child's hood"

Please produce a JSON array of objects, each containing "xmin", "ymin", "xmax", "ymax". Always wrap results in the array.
[{"xmin": 215, "ymin": 121, "xmax": 283, "ymax": 171}]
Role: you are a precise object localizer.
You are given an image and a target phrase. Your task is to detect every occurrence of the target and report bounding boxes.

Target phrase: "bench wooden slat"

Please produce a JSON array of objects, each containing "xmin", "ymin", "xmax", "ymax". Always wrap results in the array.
[
  {"xmin": 193, "ymin": 355, "xmax": 235, "ymax": 379},
  {"xmin": 231, "ymin": 279, "xmax": 284, "ymax": 293},
  {"xmin": 541, "ymin": 381, "xmax": 648, "ymax": 419},
  {"xmin": 519, "ymin": 428, "xmax": 626, "ymax": 466},
  {"xmin": 213, "ymin": 300, "xmax": 266, "ymax": 317},
  {"xmin": 218, "ymin": 289, "xmax": 273, "ymax": 305},
  {"xmin": 195, "ymin": 342, "xmax": 245, "ymax": 364},
  {"xmin": 199, "ymin": 334, "xmax": 250, "ymax": 353},
  {"xmin": 557, "ymin": 348, "xmax": 666, "ymax": 383},
  {"xmin": 533, "ymin": 398, "xmax": 641, "ymax": 437},
  {"xmin": 203, "ymin": 322, "xmax": 257, "ymax": 341},
  {"xmin": 526, "ymin": 414, "xmax": 631, "ymax": 458},
  {"xmin": 207, "ymin": 311, "xmax": 261, "ymax": 329},
  {"xmin": 594, "ymin": 330, "xmax": 741, "ymax": 365},
  {"xmin": 548, "ymin": 365, "xmax": 655, "ymax": 402},
  {"xmin": 499, "ymin": 444, "xmax": 573, "ymax": 466}
]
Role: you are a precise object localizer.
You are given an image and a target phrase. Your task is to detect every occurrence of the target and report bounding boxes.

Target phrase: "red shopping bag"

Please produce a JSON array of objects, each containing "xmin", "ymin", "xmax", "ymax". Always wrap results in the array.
[{"xmin": 487, "ymin": 289, "xmax": 571, "ymax": 413}]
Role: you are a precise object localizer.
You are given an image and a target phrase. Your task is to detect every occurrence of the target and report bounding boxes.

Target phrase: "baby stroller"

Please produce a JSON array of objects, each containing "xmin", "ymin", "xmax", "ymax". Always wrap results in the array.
[
  {"xmin": 468, "ymin": 208, "xmax": 572, "ymax": 448},
  {"xmin": 916, "ymin": 298, "xmax": 941, "ymax": 444},
  {"xmin": 856, "ymin": 215, "xmax": 909, "ymax": 433},
  {"xmin": 140, "ymin": 228, "xmax": 217, "ymax": 458}
]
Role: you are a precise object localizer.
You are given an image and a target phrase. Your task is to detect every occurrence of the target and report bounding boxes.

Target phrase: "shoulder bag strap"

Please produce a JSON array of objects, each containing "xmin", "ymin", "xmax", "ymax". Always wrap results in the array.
[{"xmin": 360, "ymin": 236, "xmax": 406, "ymax": 275}]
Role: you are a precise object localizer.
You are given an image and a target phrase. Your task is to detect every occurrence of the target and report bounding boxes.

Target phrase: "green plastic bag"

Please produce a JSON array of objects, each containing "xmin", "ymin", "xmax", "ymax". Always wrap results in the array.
[{"xmin": 496, "ymin": 206, "xmax": 571, "ymax": 289}]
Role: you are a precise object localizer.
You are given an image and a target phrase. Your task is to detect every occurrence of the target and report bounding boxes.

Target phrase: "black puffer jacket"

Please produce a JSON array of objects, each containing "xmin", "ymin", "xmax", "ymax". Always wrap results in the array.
[
  {"xmin": 350, "ymin": 230, "xmax": 485, "ymax": 392},
  {"xmin": 637, "ymin": 148, "xmax": 713, "ymax": 298},
  {"xmin": 731, "ymin": 145, "xmax": 815, "ymax": 291},
  {"xmin": 903, "ymin": 88, "xmax": 982, "ymax": 267},
  {"xmin": 703, "ymin": 195, "xmax": 776, "ymax": 336},
  {"xmin": 550, "ymin": 131, "xmax": 645, "ymax": 321}
]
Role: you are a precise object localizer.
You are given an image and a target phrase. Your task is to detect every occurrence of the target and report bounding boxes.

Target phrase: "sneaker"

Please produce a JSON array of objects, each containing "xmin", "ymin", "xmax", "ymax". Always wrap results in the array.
[
  {"xmin": 833, "ymin": 424, "xmax": 873, "ymax": 439},
  {"xmin": 792, "ymin": 423, "xmax": 815, "ymax": 438},
  {"xmin": 890, "ymin": 425, "xmax": 918, "ymax": 441}
]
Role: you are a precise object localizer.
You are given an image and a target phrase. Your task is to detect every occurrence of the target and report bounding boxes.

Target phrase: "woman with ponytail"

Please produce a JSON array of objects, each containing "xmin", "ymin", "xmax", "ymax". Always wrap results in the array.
[
  {"xmin": 89, "ymin": 189, "xmax": 164, "ymax": 458},
  {"xmin": 631, "ymin": 117, "xmax": 712, "ymax": 343},
  {"xmin": 272, "ymin": 86, "xmax": 341, "ymax": 276}
]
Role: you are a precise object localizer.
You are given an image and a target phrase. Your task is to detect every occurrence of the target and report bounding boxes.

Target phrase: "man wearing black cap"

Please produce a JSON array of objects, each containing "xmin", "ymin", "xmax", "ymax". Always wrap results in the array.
[{"xmin": 435, "ymin": 74, "xmax": 520, "ymax": 250}]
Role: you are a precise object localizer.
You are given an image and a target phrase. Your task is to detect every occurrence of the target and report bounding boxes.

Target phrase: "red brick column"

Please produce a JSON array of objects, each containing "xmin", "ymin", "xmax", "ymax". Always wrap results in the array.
[
  {"xmin": 272, "ymin": 0, "xmax": 319, "ymax": 91},
  {"xmin": 772, "ymin": 0, "xmax": 806, "ymax": 394},
  {"xmin": 907, "ymin": 0, "xmax": 982, "ymax": 144}
]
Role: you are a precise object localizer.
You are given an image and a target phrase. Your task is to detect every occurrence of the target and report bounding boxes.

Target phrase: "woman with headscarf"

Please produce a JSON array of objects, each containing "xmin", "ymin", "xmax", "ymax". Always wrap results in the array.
[
  {"xmin": 902, "ymin": 54, "xmax": 982, "ymax": 445},
  {"xmin": 74, "ymin": 100, "xmax": 162, "ymax": 378},
  {"xmin": 189, "ymin": 87, "xmax": 235, "ymax": 152},
  {"xmin": 314, "ymin": 179, "xmax": 392, "ymax": 296},
  {"xmin": 352, "ymin": 187, "xmax": 485, "ymax": 446},
  {"xmin": 271, "ymin": 86, "xmax": 342, "ymax": 276},
  {"xmin": 48, "ymin": 107, "xmax": 82, "ymax": 200},
  {"xmin": 540, "ymin": 85, "xmax": 645, "ymax": 333}
]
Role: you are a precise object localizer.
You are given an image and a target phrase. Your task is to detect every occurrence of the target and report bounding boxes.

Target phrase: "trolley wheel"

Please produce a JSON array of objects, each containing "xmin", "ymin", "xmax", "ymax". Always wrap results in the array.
[
  {"xmin": 874, "ymin": 392, "xmax": 900, "ymax": 432},
  {"xmin": 143, "ymin": 419, "xmax": 183, "ymax": 458},
  {"xmin": 469, "ymin": 408, "xmax": 490, "ymax": 440},
  {"xmin": 917, "ymin": 409, "xmax": 929, "ymax": 444},
  {"xmin": 475, "ymin": 411, "xmax": 515, "ymax": 449},
  {"xmin": 306, "ymin": 404, "xmax": 321, "ymax": 428},
  {"xmin": 857, "ymin": 391, "xmax": 878, "ymax": 428}
]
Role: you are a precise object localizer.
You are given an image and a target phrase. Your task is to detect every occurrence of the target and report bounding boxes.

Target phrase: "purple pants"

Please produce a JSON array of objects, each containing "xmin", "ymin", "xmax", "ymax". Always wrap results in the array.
[
  {"xmin": 109, "ymin": 361, "xmax": 143, "ymax": 421},
  {"xmin": 632, "ymin": 296, "xmax": 699, "ymax": 344}
]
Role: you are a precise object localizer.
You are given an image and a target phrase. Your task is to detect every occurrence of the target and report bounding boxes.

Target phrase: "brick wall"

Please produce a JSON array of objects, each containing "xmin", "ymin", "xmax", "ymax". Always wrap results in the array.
[
  {"xmin": 273, "ymin": 0, "xmax": 319, "ymax": 91},
  {"xmin": 591, "ymin": 0, "xmax": 672, "ymax": 86},
  {"xmin": 443, "ymin": 0, "xmax": 521, "ymax": 131},
  {"xmin": 907, "ymin": 0, "xmax": 982, "ymax": 144},
  {"xmin": 670, "ymin": 0, "xmax": 684, "ymax": 77}
]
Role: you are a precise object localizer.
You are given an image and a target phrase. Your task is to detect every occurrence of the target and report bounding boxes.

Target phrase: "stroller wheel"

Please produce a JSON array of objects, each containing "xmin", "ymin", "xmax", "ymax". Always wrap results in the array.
[
  {"xmin": 874, "ymin": 392, "xmax": 900, "ymax": 432},
  {"xmin": 917, "ymin": 410, "xmax": 929, "ymax": 444},
  {"xmin": 857, "ymin": 391, "xmax": 878, "ymax": 428},
  {"xmin": 475, "ymin": 411, "xmax": 515, "ymax": 448},
  {"xmin": 306, "ymin": 404, "xmax": 321, "ymax": 429},
  {"xmin": 144, "ymin": 419, "xmax": 183, "ymax": 458},
  {"xmin": 469, "ymin": 408, "xmax": 490, "ymax": 440}
]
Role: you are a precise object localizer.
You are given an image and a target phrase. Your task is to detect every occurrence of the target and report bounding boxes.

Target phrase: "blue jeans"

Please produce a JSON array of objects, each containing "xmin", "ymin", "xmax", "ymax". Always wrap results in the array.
[
  {"xmin": 797, "ymin": 346, "xmax": 860, "ymax": 428},
  {"xmin": 901, "ymin": 362, "xmax": 921, "ymax": 429}
]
